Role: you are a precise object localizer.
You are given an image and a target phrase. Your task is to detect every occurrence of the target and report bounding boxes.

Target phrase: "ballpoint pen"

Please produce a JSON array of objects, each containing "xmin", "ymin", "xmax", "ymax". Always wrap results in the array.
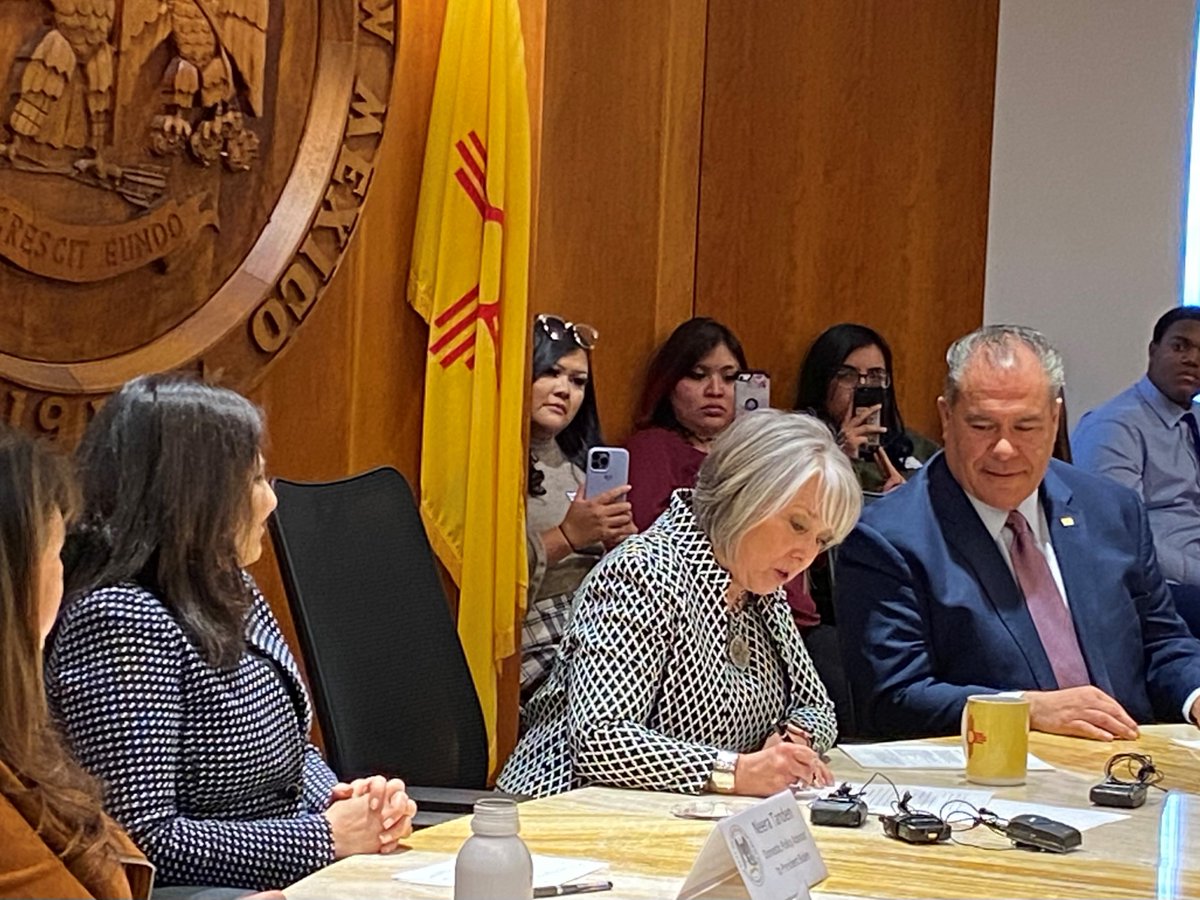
[
  {"xmin": 777, "ymin": 722, "xmax": 832, "ymax": 762},
  {"xmin": 532, "ymin": 881, "xmax": 614, "ymax": 898}
]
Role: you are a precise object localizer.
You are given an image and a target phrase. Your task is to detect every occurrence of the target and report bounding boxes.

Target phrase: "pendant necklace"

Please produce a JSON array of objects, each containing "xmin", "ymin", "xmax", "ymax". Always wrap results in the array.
[{"xmin": 727, "ymin": 600, "xmax": 751, "ymax": 669}]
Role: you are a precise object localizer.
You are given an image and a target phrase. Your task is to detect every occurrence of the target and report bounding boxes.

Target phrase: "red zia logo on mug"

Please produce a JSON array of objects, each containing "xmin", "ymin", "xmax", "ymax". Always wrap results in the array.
[{"xmin": 965, "ymin": 714, "xmax": 988, "ymax": 758}]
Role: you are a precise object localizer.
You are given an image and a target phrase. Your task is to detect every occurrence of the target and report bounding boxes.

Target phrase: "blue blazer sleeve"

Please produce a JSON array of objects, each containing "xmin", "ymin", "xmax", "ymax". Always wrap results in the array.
[
  {"xmin": 836, "ymin": 523, "xmax": 1002, "ymax": 738},
  {"xmin": 47, "ymin": 593, "xmax": 335, "ymax": 891},
  {"xmin": 1127, "ymin": 495, "xmax": 1200, "ymax": 720}
]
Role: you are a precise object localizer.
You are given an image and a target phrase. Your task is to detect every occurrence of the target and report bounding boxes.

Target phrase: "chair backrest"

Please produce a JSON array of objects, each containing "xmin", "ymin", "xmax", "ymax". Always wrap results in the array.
[{"xmin": 269, "ymin": 467, "xmax": 488, "ymax": 788}]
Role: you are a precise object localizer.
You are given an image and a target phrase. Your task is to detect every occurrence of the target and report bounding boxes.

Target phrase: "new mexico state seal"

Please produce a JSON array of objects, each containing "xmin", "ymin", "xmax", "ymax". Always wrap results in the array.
[{"xmin": 0, "ymin": 0, "xmax": 398, "ymax": 441}]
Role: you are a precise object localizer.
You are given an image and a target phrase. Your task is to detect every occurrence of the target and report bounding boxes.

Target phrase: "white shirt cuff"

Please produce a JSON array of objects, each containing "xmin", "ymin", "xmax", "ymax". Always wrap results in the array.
[{"xmin": 1184, "ymin": 687, "xmax": 1200, "ymax": 725}]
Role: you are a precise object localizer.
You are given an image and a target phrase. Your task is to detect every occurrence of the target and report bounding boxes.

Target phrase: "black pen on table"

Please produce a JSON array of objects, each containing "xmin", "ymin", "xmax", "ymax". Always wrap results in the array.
[{"xmin": 532, "ymin": 881, "xmax": 613, "ymax": 898}]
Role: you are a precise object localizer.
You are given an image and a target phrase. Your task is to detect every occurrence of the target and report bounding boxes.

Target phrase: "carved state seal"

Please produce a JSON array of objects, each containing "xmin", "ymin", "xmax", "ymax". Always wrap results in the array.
[{"xmin": 0, "ymin": 0, "xmax": 398, "ymax": 441}]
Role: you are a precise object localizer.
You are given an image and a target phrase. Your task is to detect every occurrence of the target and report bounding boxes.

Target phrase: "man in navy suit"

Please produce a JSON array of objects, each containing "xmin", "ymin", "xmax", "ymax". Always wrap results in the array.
[{"xmin": 837, "ymin": 325, "xmax": 1200, "ymax": 740}]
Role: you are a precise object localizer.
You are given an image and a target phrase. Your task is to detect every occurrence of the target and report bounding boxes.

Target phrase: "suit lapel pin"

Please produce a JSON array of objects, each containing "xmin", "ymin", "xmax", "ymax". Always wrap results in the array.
[{"xmin": 1060, "ymin": 516, "xmax": 1075, "ymax": 527}]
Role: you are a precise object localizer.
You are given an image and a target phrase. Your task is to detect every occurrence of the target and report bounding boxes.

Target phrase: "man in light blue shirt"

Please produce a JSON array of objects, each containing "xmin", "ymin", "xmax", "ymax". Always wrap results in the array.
[{"xmin": 1073, "ymin": 308, "xmax": 1200, "ymax": 631}]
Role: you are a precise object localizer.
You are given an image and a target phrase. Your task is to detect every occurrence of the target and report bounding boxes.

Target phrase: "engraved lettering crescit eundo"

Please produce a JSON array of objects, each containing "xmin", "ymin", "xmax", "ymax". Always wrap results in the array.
[{"xmin": 0, "ymin": 0, "xmax": 398, "ymax": 439}]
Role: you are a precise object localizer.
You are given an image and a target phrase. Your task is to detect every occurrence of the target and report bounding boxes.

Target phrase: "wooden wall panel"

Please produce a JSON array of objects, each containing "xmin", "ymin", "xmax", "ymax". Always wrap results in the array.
[
  {"xmin": 247, "ymin": 0, "xmax": 547, "ymax": 762},
  {"xmin": 186, "ymin": 0, "xmax": 996, "ymax": 766},
  {"xmin": 530, "ymin": 0, "xmax": 707, "ymax": 443},
  {"xmin": 245, "ymin": 0, "xmax": 450, "ymax": 732},
  {"xmin": 693, "ymin": 0, "xmax": 999, "ymax": 439}
]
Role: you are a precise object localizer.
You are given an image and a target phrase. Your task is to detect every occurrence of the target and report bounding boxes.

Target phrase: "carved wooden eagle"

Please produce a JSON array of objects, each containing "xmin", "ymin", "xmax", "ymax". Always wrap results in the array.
[
  {"xmin": 8, "ymin": 0, "xmax": 117, "ymax": 151},
  {"xmin": 118, "ymin": 0, "xmax": 268, "ymax": 119}
]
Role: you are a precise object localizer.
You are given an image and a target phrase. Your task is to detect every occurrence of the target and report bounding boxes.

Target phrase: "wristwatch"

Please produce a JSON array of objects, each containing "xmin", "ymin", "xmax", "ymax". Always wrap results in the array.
[{"xmin": 708, "ymin": 749, "xmax": 738, "ymax": 794}]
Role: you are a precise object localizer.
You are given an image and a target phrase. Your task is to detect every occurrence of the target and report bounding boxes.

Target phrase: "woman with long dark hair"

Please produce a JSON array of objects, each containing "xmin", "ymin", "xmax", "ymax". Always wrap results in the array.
[
  {"xmin": 0, "ymin": 425, "xmax": 153, "ymax": 899},
  {"xmin": 795, "ymin": 323, "xmax": 939, "ymax": 494},
  {"xmin": 625, "ymin": 317, "xmax": 748, "ymax": 532},
  {"xmin": 792, "ymin": 324, "xmax": 939, "ymax": 738},
  {"xmin": 46, "ymin": 376, "xmax": 416, "ymax": 893},
  {"xmin": 523, "ymin": 315, "xmax": 635, "ymax": 702}
]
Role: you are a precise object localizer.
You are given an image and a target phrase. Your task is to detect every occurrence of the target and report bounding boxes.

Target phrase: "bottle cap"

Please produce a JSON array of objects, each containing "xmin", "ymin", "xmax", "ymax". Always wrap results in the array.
[{"xmin": 470, "ymin": 797, "xmax": 521, "ymax": 836}]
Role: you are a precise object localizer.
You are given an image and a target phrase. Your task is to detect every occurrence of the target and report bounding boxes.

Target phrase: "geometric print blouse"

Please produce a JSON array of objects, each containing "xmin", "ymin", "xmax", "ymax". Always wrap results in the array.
[
  {"xmin": 498, "ymin": 490, "xmax": 837, "ymax": 798},
  {"xmin": 46, "ymin": 579, "xmax": 339, "ymax": 890}
]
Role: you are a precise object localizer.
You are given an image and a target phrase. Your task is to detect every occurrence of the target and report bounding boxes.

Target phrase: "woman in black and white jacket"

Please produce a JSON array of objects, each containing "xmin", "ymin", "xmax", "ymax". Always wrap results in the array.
[
  {"xmin": 46, "ymin": 376, "xmax": 416, "ymax": 892},
  {"xmin": 498, "ymin": 410, "xmax": 861, "ymax": 799}
]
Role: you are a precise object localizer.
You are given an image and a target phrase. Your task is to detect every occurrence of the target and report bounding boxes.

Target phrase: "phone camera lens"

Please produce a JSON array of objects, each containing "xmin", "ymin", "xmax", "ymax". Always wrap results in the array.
[{"xmin": 592, "ymin": 452, "xmax": 609, "ymax": 469}]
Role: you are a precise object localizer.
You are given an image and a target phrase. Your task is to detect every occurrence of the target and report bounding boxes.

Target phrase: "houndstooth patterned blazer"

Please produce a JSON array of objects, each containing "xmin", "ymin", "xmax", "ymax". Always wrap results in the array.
[
  {"xmin": 45, "ymin": 579, "xmax": 339, "ymax": 891},
  {"xmin": 497, "ymin": 490, "xmax": 837, "ymax": 798}
]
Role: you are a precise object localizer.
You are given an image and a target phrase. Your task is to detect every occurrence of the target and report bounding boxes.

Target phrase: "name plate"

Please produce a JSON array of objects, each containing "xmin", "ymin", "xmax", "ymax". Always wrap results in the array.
[{"xmin": 678, "ymin": 790, "xmax": 827, "ymax": 900}]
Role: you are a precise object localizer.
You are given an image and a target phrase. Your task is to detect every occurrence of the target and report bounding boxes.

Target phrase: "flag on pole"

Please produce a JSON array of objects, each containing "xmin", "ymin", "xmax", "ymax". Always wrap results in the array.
[{"xmin": 407, "ymin": 0, "xmax": 531, "ymax": 773}]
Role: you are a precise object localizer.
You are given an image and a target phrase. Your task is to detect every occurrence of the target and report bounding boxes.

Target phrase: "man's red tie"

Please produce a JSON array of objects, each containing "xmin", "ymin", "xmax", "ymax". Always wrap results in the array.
[{"xmin": 1005, "ymin": 510, "xmax": 1090, "ymax": 688}]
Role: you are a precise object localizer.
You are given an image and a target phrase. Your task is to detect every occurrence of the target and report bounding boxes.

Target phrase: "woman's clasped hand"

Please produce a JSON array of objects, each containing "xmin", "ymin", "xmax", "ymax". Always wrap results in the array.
[{"xmin": 325, "ymin": 776, "xmax": 417, "ymax": 857}]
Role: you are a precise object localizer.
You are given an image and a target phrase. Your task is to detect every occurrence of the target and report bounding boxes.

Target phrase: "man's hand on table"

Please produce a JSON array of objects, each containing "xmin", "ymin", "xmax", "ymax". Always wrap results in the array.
[{"xmin": 1026, "ymin": 686, "xmax": 1139, "ymax": 741}]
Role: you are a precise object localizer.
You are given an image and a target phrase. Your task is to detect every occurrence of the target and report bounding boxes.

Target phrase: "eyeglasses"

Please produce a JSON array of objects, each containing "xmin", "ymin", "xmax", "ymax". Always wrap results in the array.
[
  {"xmin": 833, "ymin": 365, "xmax": 890, "ymax": 388},
  {"xmin": 537, "ymin": 314, "xmax": 599, "ymax": 350}
]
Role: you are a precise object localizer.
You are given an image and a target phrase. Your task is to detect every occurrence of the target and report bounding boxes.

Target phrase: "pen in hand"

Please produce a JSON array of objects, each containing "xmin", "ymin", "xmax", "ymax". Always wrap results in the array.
[
  {"xmin": 532, "ymin": 881, "xmax": 613, "ymax": 898},
  {"xmin": 776, "ymin": 722, "xmax": 831, "ymax": 763}
]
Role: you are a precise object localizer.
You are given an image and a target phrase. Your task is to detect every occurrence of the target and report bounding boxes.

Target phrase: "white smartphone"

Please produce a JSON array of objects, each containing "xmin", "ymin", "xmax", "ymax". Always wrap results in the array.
[
  {"xmin": 734, "ymin": 370, "xmax": 771, "ymax": 418},
  {"xmin": 585, "ymin": 446, "xmax": 630, "ymax": 499}
]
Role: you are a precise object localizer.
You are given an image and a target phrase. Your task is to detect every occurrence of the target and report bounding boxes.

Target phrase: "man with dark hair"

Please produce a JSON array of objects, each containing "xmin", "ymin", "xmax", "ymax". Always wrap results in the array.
[
  {"xmin": 836, "ymin": 325, "xmax": 1200, "ymax": 741},
  {"xmin": 1074, "ymin": 308, "xmax": 1200, "ymax": 633}
]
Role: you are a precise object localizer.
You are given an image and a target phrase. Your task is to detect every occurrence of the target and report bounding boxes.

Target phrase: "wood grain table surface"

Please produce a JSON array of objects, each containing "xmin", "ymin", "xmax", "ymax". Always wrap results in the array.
[{"xmin": 285, "ymin": 724, "xmax": 1200, "ymax": 899}]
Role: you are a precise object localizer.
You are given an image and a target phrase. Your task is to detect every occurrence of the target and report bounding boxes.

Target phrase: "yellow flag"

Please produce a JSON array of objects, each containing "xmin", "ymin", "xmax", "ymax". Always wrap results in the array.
[{"xmin": 407, "ymin": 0, "xmax": 531, "ymax": 773}]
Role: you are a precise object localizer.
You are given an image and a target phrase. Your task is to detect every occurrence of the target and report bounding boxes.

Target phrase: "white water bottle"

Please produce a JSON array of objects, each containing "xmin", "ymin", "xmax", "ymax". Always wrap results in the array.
[{"xmin": 453, "ymin": 798, "xmax": 533, "ymax": 900}]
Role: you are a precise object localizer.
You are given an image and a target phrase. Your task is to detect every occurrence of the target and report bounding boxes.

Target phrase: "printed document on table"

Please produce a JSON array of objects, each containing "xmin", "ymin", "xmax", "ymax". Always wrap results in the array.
[
  {"xmin": 841, "ymin": 743, "xmax": 1053, "ymax": 771},
  {"xmin": 835, "ymin": 783, "xmax": 994, "ymax": 816},
  {"xmin": 394, "ymin": 854, "xmax": 605, "ymax": 887}
]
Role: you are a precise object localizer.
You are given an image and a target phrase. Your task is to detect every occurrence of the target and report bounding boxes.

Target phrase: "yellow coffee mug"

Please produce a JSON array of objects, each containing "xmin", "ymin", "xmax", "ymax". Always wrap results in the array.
[{"xmin": 961, "ymin": 694, "xmax": 1029, "ymax": 785}]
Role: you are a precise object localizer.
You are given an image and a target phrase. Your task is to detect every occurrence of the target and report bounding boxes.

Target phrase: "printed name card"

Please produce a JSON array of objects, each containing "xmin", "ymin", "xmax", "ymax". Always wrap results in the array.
[{"xmin": 677, "ymin": 790, "xmax": 827, "ymax": 900}]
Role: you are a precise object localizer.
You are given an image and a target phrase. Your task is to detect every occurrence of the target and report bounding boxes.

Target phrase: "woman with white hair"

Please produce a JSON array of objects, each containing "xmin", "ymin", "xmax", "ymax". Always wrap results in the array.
[{"xmin": 497, "ymin": 410, "xmax": 860, "ymax": 798}]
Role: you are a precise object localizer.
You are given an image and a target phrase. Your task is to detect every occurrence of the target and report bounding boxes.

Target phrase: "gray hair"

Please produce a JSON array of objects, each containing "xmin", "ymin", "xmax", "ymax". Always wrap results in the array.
[
  {"xmin": 944, "ymin": 325, "xmax": 1065, "ymax": 404},
  {"xmin": 692, "ymin": 409, "xmax": 862, "ymax": 563}
]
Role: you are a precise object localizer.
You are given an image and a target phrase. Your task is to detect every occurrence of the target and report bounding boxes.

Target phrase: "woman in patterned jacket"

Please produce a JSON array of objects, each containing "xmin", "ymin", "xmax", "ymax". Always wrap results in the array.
[
  {"xmin": 498, "ymin": 409, "xmax": 861, "ymax": 799},
  {"xmin": 45, "ymin": 376, "xmax": 417, "ymax": 892},
  {"xmin": 522, "ymin": 315, "xmax": 635, "ymax": 704}
]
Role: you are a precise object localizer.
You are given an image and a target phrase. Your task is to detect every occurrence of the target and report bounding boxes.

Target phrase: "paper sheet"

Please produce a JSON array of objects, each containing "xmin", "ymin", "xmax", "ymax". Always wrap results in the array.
[
  {"xmin": 832, "ymin": 782, "xmax": 994, "ymax": 816},
  {"xmin": 394, "ymin": 854, "xmax": 606, "ymax": 888},
  {"xmin": 984, "ymin": 799, "xmax": 1128, "ymax": 832},
  {"xmin": 841, "ymin": 743, "xmax": 1053, "ymax": 772},
  {"xmin": 1171, "ymin": 737, "xmax": 1200, "ymax": 751}
]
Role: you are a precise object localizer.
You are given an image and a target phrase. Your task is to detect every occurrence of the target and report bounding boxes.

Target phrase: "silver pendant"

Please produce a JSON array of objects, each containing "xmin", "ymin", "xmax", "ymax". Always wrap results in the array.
[{"xmin": 728, "ymin": 633, "xmax": 751, "ymax": 669}]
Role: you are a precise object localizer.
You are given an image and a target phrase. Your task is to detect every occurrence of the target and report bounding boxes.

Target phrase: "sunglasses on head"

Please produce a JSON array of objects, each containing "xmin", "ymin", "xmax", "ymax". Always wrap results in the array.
[{"xmin": 537, "ymin": 314, "xmax": 599, "ymax": 350}]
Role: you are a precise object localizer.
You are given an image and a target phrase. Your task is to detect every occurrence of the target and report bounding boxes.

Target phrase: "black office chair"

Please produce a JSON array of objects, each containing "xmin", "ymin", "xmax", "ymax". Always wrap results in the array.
[
  {"xmin": 269, "ymin": 467, "xmax": 494, "ymax": 826},
  {"xmin": 804, "ymin": 547, "xmax": 857, "ymax": 742}
]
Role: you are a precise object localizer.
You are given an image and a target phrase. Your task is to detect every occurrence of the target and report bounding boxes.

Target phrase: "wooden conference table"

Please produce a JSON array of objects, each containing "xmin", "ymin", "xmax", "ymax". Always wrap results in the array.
[{"xmin": 285, "ymin": 725, "xmax": 1200, "ymax": 899}]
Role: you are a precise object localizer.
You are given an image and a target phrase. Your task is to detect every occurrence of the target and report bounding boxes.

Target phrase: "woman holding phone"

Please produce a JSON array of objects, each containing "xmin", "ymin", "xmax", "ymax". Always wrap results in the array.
[
  {"xmin": 625, "ymin": 318, "xmax": 748, "ymax": 533},
  {"xmin": 793, "ymin": 324, "xmax": 939, "ymax": 737},
  {"xmin": 626, "ymin": 318, "xmax": 824, "ymax": 635},
  {"xmin": 523, "ymin": 315, "xmax": 636, "ymax": 704},
  {"xmin": 795, "ymin": 323, "xmax": 939, "ymax": 495}
]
